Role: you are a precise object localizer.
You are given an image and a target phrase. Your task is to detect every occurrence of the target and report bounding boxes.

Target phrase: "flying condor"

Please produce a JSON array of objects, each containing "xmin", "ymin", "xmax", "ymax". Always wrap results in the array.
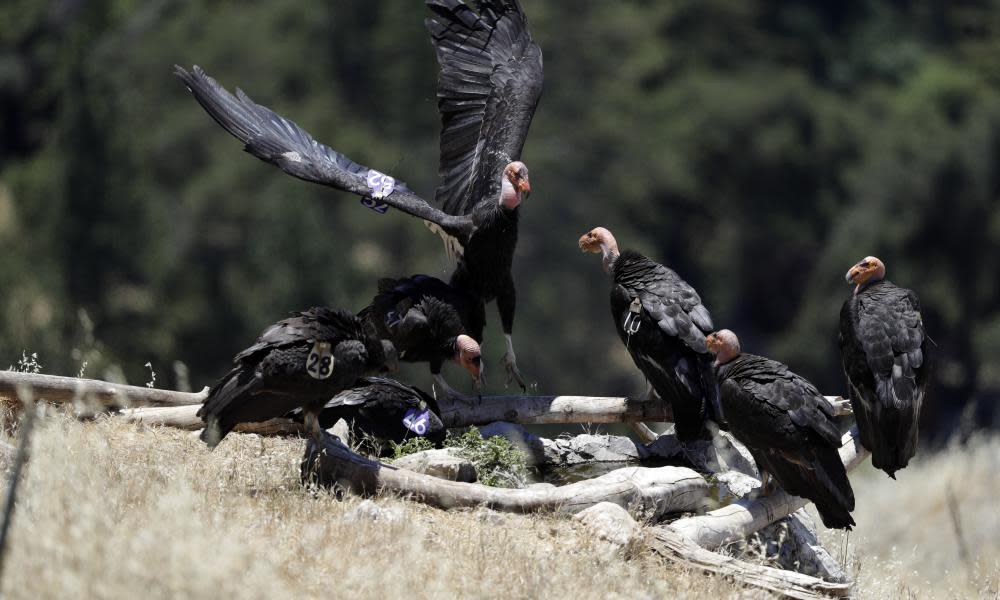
[
  {"xmin": 198, "ymin": 307, "xmax": 396, "ymax": 448},
  {"xmin": 308, "ymin": 376, "xmax": 448, "ymax": 456},
  {"xmin": 360, "ymin": 274, "xmax": 484, "ymax": 403},
  {"xmin": 706, "ymin": 329, "xmax": 856, "ymax": 529},
  {"xmin": 839, "ymin": 256, "xmax": 930, "ymax": 478},
  {"xmin": 175, "ymin": 0, "xmax": 543, "ymax": 390},
  {"xmin": 579, "ymin": 227, "xmax": 724, "ymax": 442}
]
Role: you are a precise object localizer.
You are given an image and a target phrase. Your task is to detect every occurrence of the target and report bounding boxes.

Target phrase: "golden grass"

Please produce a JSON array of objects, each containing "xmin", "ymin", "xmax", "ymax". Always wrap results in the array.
[
  {"xmin": 0, "ymin": 413, "xmax": 749, "ymax": 600},
  {"xmin": 1, "ymin": 406, "xmax": 997, "ymax": 599},
  {"xmin": 816, "ymin": 434, "xmax": 1000, "ymax": 599}
]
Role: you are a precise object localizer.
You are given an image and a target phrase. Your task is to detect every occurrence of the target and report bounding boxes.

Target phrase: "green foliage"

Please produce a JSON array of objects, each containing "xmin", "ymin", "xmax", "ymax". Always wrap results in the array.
[
  {"xmin": 446, "ymin": 427, "xmax": 529, "ymax": 488},
  {"xmin": 388, "ymin": 435, "xmax": 435, "ymax": 460}
]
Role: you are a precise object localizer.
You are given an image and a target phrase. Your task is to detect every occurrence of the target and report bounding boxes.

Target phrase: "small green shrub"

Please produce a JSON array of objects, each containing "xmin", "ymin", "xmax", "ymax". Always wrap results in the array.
[
  {"xmin": 389, "ymin": 436, "xmax": 435, "ymax": 459},
  {"xmin": 446, "ymin": 427, "xmax": 528, "ymax": 488}
]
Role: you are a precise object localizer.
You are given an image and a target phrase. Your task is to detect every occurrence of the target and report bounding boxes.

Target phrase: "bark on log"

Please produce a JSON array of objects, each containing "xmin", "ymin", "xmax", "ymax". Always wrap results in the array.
[
  {"xmin": 0, "ymin": 372, "xmax": 207, "ymax": 407},
  {"xmin": 301, "ymin": 432, "xmax": 709, "ymax": 518},
  {"xmin": 646, "ymin": 527, "xmax": 852, "ymax": 599},
  {"xmin": 664, "ymin": 427, "xmax": 868, "ymax": 550},
  {"xmin": 118, "ymin": 405, "xmax": 304, "ymax": 436}
]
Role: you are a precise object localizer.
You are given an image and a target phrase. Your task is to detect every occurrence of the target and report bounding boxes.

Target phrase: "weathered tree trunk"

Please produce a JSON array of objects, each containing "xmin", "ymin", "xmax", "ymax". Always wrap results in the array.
[
  {"xmin": 301, "ymin": 432, "xmax": 709, "ymax": 518},
  {"xmin": 118, "ymin": 405, "xmax": 304, "ymax": 436},
  {"xmin": 0, "ymin": 372, "xmax": 207, "ymax": 407},
  {"xmin": 665, "ymin": 427, "xmax": 868, "ymax": 549},
  {"xmin": 646, "ymin": 527, "xmax": 852, "ymax": 599}
]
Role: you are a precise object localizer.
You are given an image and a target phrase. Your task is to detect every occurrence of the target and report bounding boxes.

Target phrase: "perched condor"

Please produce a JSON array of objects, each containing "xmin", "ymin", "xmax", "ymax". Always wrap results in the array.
[
  {"xmin": 579, "ymin": 227, "xmax": 723, "ymax": 442},
  {"xmin": 175, "ymin": 0, "xmax": 543, "ymax": 390},
  {"xmin": 310, "ymin": 377, "xmax": 447, "ymax": 456},
  {"xmin": 360, "ymin": 275, "xmax": 483, "ymax": 403},
  {"xmin": 198, "ymin": 307, "xmax": 396, "ymax": 448},
  {"xmin": 706, "ymin": 329, "xmax": 856, "ymax": 530},
  {"xmin": 839, "ymin": 256, "xmax": 930, "ymax": 478}
]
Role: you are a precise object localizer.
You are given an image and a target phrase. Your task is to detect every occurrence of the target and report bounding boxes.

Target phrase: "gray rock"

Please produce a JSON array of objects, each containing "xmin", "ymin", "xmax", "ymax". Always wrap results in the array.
[
  {"xmin": 542, "ymin": 434, "xmax": 647, "ymax": 465},
  {"xmin": 574, "ymin": 501, "xmax": 641, "ymax": 558},
  {"xmin": 391, "ymin": 448, "xmax": 477, "ymax": 483},
  {"xmin": 343, "ymin": 499, "xmax": 404, "ymax": 524},
  {"xmin": 745, "ymin": 508, "xmax": 848, "ymax": 582}
]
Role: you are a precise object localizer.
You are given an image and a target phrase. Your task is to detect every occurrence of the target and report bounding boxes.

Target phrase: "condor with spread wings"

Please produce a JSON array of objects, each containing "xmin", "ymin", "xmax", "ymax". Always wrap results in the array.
[{"xmin": 176, "ymin": 0, "xmax": 543, "ymax": 389}]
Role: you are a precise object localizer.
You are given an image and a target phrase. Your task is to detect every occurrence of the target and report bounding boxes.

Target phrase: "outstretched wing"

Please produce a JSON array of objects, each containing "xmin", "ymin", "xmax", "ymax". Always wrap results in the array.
[
  {"xmin": 176, "ymin": 65, "xmax": 473, "ymax": 238},
  {"xmin": 426, "ymin": 0, "xmax": 543, "ymax": 216}
]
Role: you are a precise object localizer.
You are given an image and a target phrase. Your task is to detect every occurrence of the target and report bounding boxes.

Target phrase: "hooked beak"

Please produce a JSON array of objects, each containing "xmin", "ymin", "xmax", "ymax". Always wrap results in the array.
[
  {"xmin": 517, "ymin": 178, "xmax": 531, "ymax": 195},
  {"xmin": 845, "ymin": 266, "xmax": 858, "ymax": 285}
]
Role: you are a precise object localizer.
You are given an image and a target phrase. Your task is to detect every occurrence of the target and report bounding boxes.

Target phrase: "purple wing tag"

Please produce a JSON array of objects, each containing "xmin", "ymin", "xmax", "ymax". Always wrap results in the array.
[
  {"xmin": 402, "ymin": 408, "xmax": 431, "ymax": 436},
  {"xmin": 362, "ymin": 169, "xmax": 394, "ymax": 214}
]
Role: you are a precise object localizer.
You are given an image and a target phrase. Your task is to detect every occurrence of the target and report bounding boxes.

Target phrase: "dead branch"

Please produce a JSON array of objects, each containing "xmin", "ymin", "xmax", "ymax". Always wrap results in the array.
[
  {"xmin": 118, "ymin": 405, "xmax": 304, "ymax": 436},
  {"xmin": 664, "ymin": 427, "xmax": 869, "ymax": 550},
  {"xmin": 301, "ymin": 432, "xmax": 709, "ymax": 518},
  {"xmin": 0, "ymin": 371, "xmax": 207, "ymax": 407},
  {"xmin": 646, "ymin": 527, "xmax": 851, "ymax": 599}
]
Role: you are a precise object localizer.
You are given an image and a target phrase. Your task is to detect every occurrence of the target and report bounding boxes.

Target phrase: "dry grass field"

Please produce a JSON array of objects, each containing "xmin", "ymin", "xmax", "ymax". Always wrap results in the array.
[{"xmin": 0, "ymin": 405, "xmax": 997, "ymax": 599}]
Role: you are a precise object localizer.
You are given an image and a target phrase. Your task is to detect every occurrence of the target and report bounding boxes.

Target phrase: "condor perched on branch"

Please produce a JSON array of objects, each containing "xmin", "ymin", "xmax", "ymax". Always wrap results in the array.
[
  {"xmin": 579, "ymin": 227, "xmax": 724, "ymax": 442},
  {"xmin": 706, "ymin": 329, "xmax": 856, "ymax": 530},
  {"xmin": 198, "ymin": 308, "xmax": 395, "ymax": 448},
  {"xmin": 312, "ymin": 377, "xmax": 447, "ymax": 455},
  {"xmin": 360, "ymin": 275, "xmax": 483, "ymax": 403},
  {"xmin": 175, "ymin": 0, "xmax": 543, "ymax": 390},
  {"xmin": 840, "ymin": 256, "xmax": 930, "ymax": 478}
]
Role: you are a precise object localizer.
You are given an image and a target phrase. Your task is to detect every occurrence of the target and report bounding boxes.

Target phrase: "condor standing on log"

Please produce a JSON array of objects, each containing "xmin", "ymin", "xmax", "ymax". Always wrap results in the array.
[
  {"xmin": 840, "ymin": 256, "xmax": 930, "ymax": 478},
  {"xmin": 706, "ymin": 329, "xmax": 856, "ymax": 530},
  {"xmin": 198, "ymin": 308, "xmax": 395, "ymax": 448},
  {"xmin": 361, "ymin": 274, "xmax": 483, "ymax": 403},
  {"xmin": 579, "ymin": 227, "xmax": 723, "ymax": 442},
  {"xmin": 175, "ymin": 0, "xmax": 543, "ymax": 390}
]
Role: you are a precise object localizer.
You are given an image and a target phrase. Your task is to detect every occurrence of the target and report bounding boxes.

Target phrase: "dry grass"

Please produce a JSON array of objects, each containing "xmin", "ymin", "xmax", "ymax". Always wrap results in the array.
[
  {"xmin": 2, "ymin": 405, "xmax": 998, "ymax": 599},
  {"xmin": 813, "ymin": 433, "xmax": 1000, "ymax": 599},
  {"xmin": 0, "ymin": 411, "xmax": 749, "ymax": 600}
]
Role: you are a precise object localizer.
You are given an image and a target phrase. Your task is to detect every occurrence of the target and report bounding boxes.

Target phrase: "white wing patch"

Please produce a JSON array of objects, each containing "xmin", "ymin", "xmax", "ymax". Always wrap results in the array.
[
  {"xmin": 282, "ymin": 151, "xmax": 303, "ymax": 163},
  {"xmin": 424, "ymin": 220, "xmax": 465, "ymax": 261}
]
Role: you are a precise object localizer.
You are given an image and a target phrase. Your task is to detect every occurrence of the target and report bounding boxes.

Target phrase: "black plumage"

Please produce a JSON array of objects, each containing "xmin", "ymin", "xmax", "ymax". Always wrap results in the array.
[
  {"xmin": 198, "ymin": 307, "xmax": 392, "ymax": 448},
  {"xmin": 359, "ymin": 275, "xmax": 483, "ymax": 395},
  {"xmin": 840, "ymin": 278, "xmax": 929, "ymax": 478},
  {"xmin": 176, "ymin": 0, "xmax": 543, "ymax": 388},
  {"xmin": 713, "ymin": 349, "xmax": 856, "ymax": 530},
  {"xmin": 580, "ymin": 227, "xmax": 721, "ymax": 442},
  {"xmin": 314, "ymin": 377, "xmax": 447, "ymax": 455},
  {"xmin": 609, "ymin": 250, "xmax": 721, "ymax": 441}
]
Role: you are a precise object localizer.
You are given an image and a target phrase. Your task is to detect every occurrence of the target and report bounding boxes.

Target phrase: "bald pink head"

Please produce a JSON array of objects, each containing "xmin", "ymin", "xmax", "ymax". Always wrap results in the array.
[
  {"xmin": 706, "ymin": 329, "xmax": 741, "ymax": 366},
  {"xmin": 454, "ymin": 334, "xmax": 483, "ymax": 385},
  {"xmin": 578, "ymin": 226, "xmax": 619, "ymax": 272},
  {"xmin": 500, "ymin": 161, "xmax": 531, "ymax": 210},
  {"xmin": 846, "ymin": 256, "xmax": 886, "ymax": 294}
]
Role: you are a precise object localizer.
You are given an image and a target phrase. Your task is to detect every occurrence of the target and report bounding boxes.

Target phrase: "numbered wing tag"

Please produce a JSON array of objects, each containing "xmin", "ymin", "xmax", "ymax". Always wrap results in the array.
[
  {"xmin": 306, "ymin": 341, "xmax": 335, "ymax": 380},
  {"xmin": 362, "ymin": 169, "xmax": 394, "ymax": 213},
  {"xmin": 402, "ymin": 408, "xmax": 431, "ymax": 436},
  {"xmin": 623, "ymin": 297, "xmax": 642, "ymax": 336}
]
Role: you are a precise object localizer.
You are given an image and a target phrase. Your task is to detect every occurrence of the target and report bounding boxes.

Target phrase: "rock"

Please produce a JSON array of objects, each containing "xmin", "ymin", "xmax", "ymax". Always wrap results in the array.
[
  {"xmin": 542, "ymin": 434, "xmax": 647, "ymax": 466},
  {"xmin": 343, "ymin": 499, "xmax": 404, "ymax": 524},
  {"xmin": 326, "ymin": 418, "xmax": 351, "ymax": 446},
  {"xmin": 715, "ymin": 470, "xmax": 761, "ymax": 500},
  {"xmin": 391, "ymin": 448, "xmax": 477, "ymax": 483},
  {"xmin": 745, "ymin": 508, "xmax": 848, "ymax": 582},
  {"xmin": 574, "ymin": 502, "xmax": 641, "ymax": 558}
]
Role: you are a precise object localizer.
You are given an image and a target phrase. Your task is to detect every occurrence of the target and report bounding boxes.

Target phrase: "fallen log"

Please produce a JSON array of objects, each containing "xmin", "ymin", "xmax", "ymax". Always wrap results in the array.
[
  {"xmin": 118, "ymin": 405, "xmax": 304, "ymax": 436},
  {"xmin": 665, "ymin": 427, "xmax": 868, "ymax": 550},
  {"xmin": 301, "ymin": 431, "xmax": 709, "ymax": 518},
  {"xmin": 0, "ymin": 371, "xmax": 207, "ymax": 407},
  {"xmin": 646, "ymin": 527, "xmax": 851, "ymax": 599}
]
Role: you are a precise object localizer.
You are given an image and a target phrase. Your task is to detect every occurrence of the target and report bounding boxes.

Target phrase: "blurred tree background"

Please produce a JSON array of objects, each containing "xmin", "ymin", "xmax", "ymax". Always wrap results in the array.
[{"xmin": 2, "ymin": 0, "xmax": 998, "ymax": 441}]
